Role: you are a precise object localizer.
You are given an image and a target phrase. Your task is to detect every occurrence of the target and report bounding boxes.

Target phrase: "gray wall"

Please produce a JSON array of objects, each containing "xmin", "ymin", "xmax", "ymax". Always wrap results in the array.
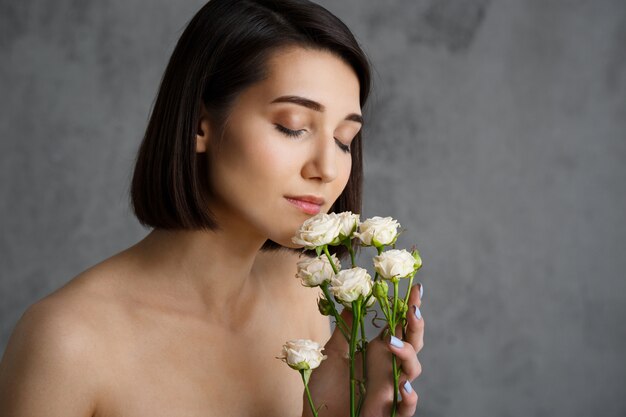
[{"xmin": 1, "ymin": 1, "xmax": 625, "ymax": 416}]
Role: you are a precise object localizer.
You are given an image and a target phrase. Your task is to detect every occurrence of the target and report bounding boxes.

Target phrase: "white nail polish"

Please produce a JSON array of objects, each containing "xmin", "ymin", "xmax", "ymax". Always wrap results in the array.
[
  {"xmin": 417, "ymin": 282, "xmax": 424, "ymax": 300},
  {"xmin": 413, "ymin": 305, "xmax": 422, "ymax": 320},
  {"xmin": 403, "ymin": 380, "xmax": 413, "ymax": 394},
  {"xmin": 390, "ymin": 335, "xmax": 404, "ymax": 348}
]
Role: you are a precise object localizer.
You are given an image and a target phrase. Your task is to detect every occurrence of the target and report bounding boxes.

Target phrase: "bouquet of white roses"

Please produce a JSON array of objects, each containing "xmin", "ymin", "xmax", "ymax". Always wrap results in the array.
[{"xmin": 277, "ymin": 212, "xmax": 423, "ymax": 417}]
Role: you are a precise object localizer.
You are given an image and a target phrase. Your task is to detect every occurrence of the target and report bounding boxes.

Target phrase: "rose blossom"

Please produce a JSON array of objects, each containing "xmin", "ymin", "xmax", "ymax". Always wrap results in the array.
[
  {"xmin": 331, "ymin": 211, "xmax": 360, "ymax": 239},
  {"xmin": 373, "ymin": 249, "xmax": 418, "ymax": 281},
  {"xmin": 278, "ymin": 339, "xmax": 327, "ymax": 371},
  {"xmin": 291, "ymin": 213, "xmax": 342, "ymax": 249},
  {"xmin": 296, "ymin": 254, "xmax": 340, "ymax": 287},
  {"xmin": 329, "ymin": 267, "xmax": 373, "ymax": 307},
  {"xmin": 354, "ymin": 216, "xmax": 401, "ymax": 247}
]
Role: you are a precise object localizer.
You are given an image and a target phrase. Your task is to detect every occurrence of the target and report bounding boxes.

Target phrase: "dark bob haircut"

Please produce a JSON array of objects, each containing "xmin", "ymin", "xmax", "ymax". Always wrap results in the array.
[{"xmin": 130, "ymin": 0, "xmax": 372, "ymax": 260}]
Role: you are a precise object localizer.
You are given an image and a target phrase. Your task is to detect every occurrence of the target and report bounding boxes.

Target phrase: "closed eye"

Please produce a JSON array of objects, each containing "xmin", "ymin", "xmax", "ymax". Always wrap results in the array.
[
  {"xmin": 335, "ymin": 139, "xmax": 351, "ymax": 153},
  {"xmin": 274, "ymin": 124, "xmax": 305, "ymax": 137},
  {"xmin": 274, "ymin": 124, "xmax": 351, "ymax": 154}
]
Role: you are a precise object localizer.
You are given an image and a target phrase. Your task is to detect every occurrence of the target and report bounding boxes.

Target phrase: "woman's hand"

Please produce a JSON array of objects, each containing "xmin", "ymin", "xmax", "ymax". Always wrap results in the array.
[
  {"xmin": 303, "ymin": 283, "xmax": 425, "ymax": 417},
  {"xmin": 360, "ymin": 282, "xmax": 424, "ymax": 417}
]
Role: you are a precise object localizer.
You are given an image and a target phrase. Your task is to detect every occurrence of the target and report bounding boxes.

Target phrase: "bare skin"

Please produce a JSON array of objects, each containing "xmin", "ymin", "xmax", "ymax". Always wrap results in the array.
[
  {"xmin": 0, "ymin": 46, "xmax": 424, "ymax": 417},
  {"xmin": 0, "ymin": 245, "xmax": 330, "ymax": 417}
]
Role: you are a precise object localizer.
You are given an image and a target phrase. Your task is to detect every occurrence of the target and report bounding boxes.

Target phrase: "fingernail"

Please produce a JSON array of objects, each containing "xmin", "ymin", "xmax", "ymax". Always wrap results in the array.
[
  {"xmin": 389, "ymin": 335, "xmax": 404, "ymax": 348},
  {"xmin": 417, "ymin": 282, "xmax": 424, "ymax": 300},
  {"xmin": 403, "ymin": 380, "xmax": 413, "ymax": 394},
  {"xmin": 413, "ymin": 305, "xmax": 422, "ymax": 320}
]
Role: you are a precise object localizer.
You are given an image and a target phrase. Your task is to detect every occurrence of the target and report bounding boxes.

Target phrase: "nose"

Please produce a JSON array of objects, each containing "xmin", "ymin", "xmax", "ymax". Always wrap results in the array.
[{"xmin": 301, "ymin": 131, "xmax": 339, "ymax": 183}]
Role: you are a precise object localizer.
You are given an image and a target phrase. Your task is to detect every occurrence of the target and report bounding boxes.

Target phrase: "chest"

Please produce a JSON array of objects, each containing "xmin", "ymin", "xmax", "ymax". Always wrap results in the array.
[{"xmin": 95, "ymin": 303, "xmax": 310, "ymax": 417}]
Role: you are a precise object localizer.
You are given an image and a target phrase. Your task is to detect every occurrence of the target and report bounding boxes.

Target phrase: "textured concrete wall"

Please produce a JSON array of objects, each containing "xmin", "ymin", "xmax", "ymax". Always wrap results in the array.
[{"xmin": 1, "ymin": 1, "xmax": 625, "ymax": 416}]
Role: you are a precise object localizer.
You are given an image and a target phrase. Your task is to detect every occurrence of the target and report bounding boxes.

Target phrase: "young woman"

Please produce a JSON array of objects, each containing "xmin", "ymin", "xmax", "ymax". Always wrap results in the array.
[{"xmin": 0, "ymin": 1, "xmax": 425, "ymax": 416}]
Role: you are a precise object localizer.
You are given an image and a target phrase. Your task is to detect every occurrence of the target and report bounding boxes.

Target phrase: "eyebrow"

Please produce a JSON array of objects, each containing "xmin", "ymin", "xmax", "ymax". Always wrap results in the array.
[{"xmin": 270, "ymin": 95, "xmax": 364, "ymax": 125}]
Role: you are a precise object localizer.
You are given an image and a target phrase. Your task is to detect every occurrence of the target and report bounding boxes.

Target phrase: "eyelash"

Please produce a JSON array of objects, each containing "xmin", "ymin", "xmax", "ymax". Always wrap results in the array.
[{"xmin": 274, "ymin": 124, "xmax": 351, "ymax": 154}]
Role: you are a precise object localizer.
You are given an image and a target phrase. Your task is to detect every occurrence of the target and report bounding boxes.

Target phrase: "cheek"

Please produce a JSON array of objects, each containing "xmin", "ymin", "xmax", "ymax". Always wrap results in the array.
[
  {"xmin": 323, "ymin": 156, "xmax": 352, "ymax": 213},
  {"xmin": 212, "ymin": 127, "xmax": 295, "ymax": 199},
  {"xmin": 343, "ymin": 156, "xmax": 353, "ymax": 180},
  {"xmin": 240, "ymin": 134, "xmax": 298, "ymax": 187},
  {"xmin": 254, "ymin": 140, "xmax": 295, "ymax": 175},
  {"xmin": 338, "ymin": 156, "xmax": 352, "ymax": 190}
]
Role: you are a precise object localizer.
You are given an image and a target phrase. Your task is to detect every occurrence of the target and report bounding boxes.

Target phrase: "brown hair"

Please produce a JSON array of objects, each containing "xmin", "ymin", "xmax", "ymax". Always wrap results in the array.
[{"xmin": 129, "ymin": 0, "xmax": 372, "ymax": 260}]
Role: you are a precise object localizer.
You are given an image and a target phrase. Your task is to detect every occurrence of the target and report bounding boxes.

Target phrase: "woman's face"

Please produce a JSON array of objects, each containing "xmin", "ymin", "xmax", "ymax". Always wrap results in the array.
[{"xmin": 197, "ymin": 46, "xmax": 362, "ymax": 248}]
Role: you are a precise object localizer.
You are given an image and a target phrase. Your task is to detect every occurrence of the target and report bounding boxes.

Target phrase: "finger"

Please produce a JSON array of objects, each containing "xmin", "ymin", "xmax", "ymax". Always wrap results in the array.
[
  {"xmin": 387, "ymin": 335, "xmax": 422, "ymax": 380},
  {"xmin": 403, "ymin": 283, "xmax": 424, "ymax": 352},
  {"xmin": 397, "ymin": 380, "xmax": 418, "ymax": 417},
  {"xmin": 324, "ymin": 306, "xmax": 354, "ymax": 354},
  {"xmin": 404, "ymin": 302, "xmax": 425, "ymax": 353},
  {"xmin": 408, "ymin": 282, "xmax": 423, "ymax": 309}
]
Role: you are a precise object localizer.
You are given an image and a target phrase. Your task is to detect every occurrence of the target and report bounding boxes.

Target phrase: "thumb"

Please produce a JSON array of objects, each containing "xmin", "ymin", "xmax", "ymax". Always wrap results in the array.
[{"xmin": 323, "ymin": 306, "xmax": 354, "ymax": 354}]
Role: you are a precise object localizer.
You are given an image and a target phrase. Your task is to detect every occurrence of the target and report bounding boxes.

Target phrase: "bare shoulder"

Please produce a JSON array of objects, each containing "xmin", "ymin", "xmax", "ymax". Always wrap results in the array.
[
  {"xmin": 11, "ymin": 259, "xmax": 122, "ymax": 342},
  {"xmin": 0, "ymin": 282, "xmax": 106, "ymax": 415},
  {"xmin": 0, "ymin": 255, "xmax": 130, "ymax": 416},
  {"xmin": 1, "ymin": 286, "xmax": 108, "ymax": 370},
  {"xmin": 20, "ymin": 252, "xmax": 132, "ymax": 339},
  {"xmin": 257, "ymin": 249, "xmax": 332, "ymax": 343}
]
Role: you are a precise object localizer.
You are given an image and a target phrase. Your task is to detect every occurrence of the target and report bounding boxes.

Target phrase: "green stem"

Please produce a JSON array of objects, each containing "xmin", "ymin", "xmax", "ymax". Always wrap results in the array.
[
  {"xmin": 393, "ymin": 281, "xmax": 399, "ymax": 326},
  {"xmin": 391, "ymin": 355, "xmax": 399, "ymax": 417},
  {"xmin": 349, "ymin": 301, "xmax": 361, "ymax": 417},
  {"xmin": 356, "ymin": 315, "xmax": 368, "ymax": 415},
  {"xmin": 402, "ymin": 274, "xmax": 414, "ymax": 340},
  {"xmin": 301, "ymin": 371, "xmax": 318, "ymax": 417},
  {"xmin": 321, "ymin": 245, "xmax": 351, "ymax": 341},
  {"xmin": 323, "ymin": 245, "xmax": 339, "ymax": 274},
  {"xmin": 364, "ymin": 247, "xmax": 384, "ymax": 307},
  {"xmin": 402, "ymin": 274, "xmax": 414, "ymax": 310},
  {"xmin": 378, "ymin": 294, "xmax": 392, "ymax": 325},
  {"xmin": 321, "ymin": 283, "xmax": 349, "ymax": 341},
  {"xmin": 363, "ymin": 293, "xmax": 371, "ymax": 308},
  {"xmin": 390, "ymin": 280, "xmax": 400, "ymax": 417},
  {"xmin": 344, "ymin": 238, "xmax": 357, "ymax": 267}
]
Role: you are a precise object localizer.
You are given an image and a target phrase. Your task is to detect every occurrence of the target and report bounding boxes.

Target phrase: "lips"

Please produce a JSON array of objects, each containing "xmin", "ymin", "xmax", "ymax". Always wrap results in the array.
[{"xmin": 285, "ymin": 195, "xmax": 325, "ymax": 215}]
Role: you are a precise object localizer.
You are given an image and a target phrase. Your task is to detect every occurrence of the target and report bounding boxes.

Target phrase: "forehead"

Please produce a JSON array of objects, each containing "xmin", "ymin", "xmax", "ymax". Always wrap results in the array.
[{"xmin": 242, "ymin": 46, "xmax": 361, "ymax": 113}]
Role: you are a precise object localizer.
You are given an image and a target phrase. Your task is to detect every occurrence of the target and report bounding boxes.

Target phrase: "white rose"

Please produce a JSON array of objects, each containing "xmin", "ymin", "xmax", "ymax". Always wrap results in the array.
[
  {"xmin": 331, "ymin": 211, "xmax": 360, "ymax": 239},
  {"xmin": 296, "ymin": 254, "xmax": 340, "ymax": 287},
  {"xmin": 373, "ymin": 249, "xmax": 418, "ymax": 281},
  {"xmin": 355, "ymin": 216, "xmax": 401, "ymax": 247},
  {"xmin": 329, "ymin": 267, "xmax": 373, "ymax": 307},
  {"xmin": 278, "ymin": 339, "xmax": 327, "ymax": 370},
  {"xmin": 291, "ymin": 213, "xmax": 342, "ymax": 249}
]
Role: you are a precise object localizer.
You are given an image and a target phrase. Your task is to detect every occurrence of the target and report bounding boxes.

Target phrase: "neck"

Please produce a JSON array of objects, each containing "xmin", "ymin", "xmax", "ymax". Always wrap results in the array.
[{"xmin": 131, "ymin": 217, "xmax": 272, "ymax": 327}]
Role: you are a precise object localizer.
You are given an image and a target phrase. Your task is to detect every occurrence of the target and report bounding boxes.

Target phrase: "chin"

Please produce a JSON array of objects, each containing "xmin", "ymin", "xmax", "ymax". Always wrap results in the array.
[
  {"xmin": 263, "ymin": 227, "xmax": 306, "ymax": 250},
  {"xmin": 263, "ymin": 219, "xmax": 307, "ymax": 249},
  {"xmin": 272, "ymin": 237, "xmax": 304, "ymax": 250}
]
